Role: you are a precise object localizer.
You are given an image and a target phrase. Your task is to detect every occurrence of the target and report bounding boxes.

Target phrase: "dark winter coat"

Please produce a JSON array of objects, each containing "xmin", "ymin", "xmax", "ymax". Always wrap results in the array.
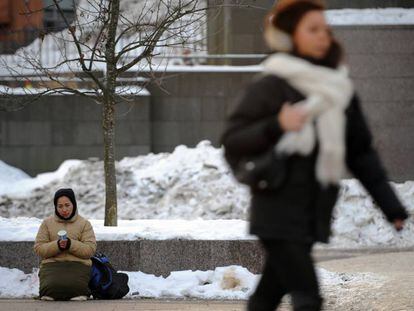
[{"xmin": 221, "ymin": 74, "xmax": 408, "ymax": 243}]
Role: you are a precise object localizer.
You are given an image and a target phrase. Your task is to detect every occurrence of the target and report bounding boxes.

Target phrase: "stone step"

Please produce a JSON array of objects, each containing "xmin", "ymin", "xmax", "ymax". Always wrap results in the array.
[{"xmin": 1, "ymin": 240, "xmax": 413, "ymax": 276}]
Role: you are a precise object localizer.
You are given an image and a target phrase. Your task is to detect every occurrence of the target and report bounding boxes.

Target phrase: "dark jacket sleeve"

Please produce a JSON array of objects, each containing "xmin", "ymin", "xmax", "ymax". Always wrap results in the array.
[
  {"xmin": 221, "ymin": 75, "xmax": 286, "ymax": 157},
  {"xmin": 345, "ymin": 95, "xmax": 408, "ymax": 222}
]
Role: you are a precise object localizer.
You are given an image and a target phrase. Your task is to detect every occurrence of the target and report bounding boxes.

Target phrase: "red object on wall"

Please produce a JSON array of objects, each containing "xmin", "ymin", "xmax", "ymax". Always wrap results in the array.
[
  {"xmin": 0, "ymin": 0, "xmax": 11, "ymax": 24},
  {"xmin": 0, "ymin": 0, "xmax": 44, "ymax": 45},
  {"xmin": 12, "ymin": 0, "xmax": 44, "ymax": 30}
]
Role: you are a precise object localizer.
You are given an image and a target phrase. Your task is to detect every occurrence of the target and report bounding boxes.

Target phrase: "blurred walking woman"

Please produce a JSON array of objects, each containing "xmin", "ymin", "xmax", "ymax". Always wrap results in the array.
[
  {"xmin": 34, "ymin": 188, "xmax": 96, "ymax": 301},
  {"xmin": 221, "ymin": 1, "xmax": 408, "ymax": 310}
]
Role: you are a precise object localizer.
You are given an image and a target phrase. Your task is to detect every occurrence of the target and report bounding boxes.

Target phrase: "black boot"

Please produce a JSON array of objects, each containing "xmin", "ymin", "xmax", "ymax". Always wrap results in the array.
[
  {"xmin": 247, "ymin": 294, "xmax": 281, "ymax": 311},
  {"xmin": 291, "ymin": 291, "xmax": 323, "ymax": 311}
]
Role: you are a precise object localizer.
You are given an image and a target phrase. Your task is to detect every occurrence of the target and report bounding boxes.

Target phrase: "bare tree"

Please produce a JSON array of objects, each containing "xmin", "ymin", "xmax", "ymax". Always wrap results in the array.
[{"xmin": 0, "ymin": 0, "xmax": 211, "ymax": 226}]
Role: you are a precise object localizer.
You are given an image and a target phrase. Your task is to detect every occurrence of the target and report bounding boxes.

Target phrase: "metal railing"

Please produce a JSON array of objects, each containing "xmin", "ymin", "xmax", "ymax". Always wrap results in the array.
[{"xmin": 0, "ymin": 28, "xmax": 266, "ymax": 69}]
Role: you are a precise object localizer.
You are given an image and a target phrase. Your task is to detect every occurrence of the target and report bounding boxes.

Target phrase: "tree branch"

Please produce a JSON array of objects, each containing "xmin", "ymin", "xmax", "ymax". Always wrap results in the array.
[{"xmin": 52, "ymin": 0, "xmax": 105, "ymax": 91}]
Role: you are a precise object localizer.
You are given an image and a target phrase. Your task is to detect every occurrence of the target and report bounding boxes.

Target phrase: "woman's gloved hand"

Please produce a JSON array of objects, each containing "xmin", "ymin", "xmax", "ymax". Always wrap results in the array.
[{"xmin": 57, "ymin": 238, "xmax": 71, "ymax": 251}]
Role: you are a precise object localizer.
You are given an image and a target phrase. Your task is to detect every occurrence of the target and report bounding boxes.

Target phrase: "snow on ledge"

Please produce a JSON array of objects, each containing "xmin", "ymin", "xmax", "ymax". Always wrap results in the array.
[
  {"xmin": 0, "ymin": 218, "xmax": 253, "ymax": 242},
  {"xmin": 139, "ymin": 65, "xmax": 263, "ymax": 73},
  {"xmin": 0, "ymin": 85, "xmax": 150, "ymax": 96},
  {"xmin": 326, "ymin": 8, "xmax": 414, "ymax": 25}
]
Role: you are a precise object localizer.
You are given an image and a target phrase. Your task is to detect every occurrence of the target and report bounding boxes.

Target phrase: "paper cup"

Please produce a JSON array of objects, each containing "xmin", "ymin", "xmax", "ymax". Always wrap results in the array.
[{"xmin": 57, "ymin": 230, "xmax": 67, "ymax": 240}]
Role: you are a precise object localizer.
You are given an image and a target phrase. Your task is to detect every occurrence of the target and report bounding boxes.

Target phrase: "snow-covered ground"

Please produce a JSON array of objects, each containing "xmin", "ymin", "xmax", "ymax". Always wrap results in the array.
[
  {"xmin": 0, "ymin": 264, "xmax": 384, "ymax": 300},
  {"xmin": 0, "ymin": 141, "xmax": 413, "ymax": 248}
]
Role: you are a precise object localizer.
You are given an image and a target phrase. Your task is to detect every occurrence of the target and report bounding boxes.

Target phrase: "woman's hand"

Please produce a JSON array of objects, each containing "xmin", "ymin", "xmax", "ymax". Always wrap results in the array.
[
  {"xmin": 278, "ymin": 102, "xmax": 308, "ymax": 132},
  {"xmin": 58, "ymin": 239, "xmax": 68, "ymax": 249},
  {"xmin": 394, "ymin": 219, "xmax": 405, "ymax": 231}
]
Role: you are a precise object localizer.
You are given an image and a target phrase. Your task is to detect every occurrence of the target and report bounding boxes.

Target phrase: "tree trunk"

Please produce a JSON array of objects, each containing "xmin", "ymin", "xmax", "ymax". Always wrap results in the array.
[
  {"xmin": 103, "ymin": 98, "xmax": 117, "ymax": 226},
  {"xmin": 103, "ymin": 0, "xmax": 120, "ymax": 227}
]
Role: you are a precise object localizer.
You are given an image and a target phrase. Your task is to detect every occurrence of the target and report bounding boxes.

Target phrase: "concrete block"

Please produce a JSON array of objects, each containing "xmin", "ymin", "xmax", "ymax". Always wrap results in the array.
[
  {"xmin": 177, "ymin": 74, "xmax": 203, "ymax": 97},
  {"xmin": 116, "ymin": 99, "xmax": 150, "ymax": 122},
  {"xmin": 115, "ymin": 122, "xmax": 151, "ymax": 145},
  {"xmin": 50, "ymin": 96, "xmax": 80, "ymax": 121},
  {"xmin": 201, "ymin": 97, "xmax": 228, "ymax": 121},
  {"xmin": 116, "ymin": 145, "xmax": 151, "ymax": 158},
  {"xmin": 227, "ymin": 74, "xmax": 257, "ymax": 97},
  {"xmin": 151, "ymin": 145, "xmax": 175, "ymax": 154},
  {"xmin": 347, "ymin": 54, "xmax": 414, "ymax": 78},
  {"xmin": 0, "ymin": 145, "xmax": 102, "ymax": 176},
  {"xmin": 51, "ymin": 121, "xmax": 76, "ymax": 145},
  {"xmin": 151, "ymin": 122, "xmax": 181, "ymax": 146},
  {"xmin": 0, "ymin": 242, "xmax": 39, "ymax": 273},
  {"xmin": 0, "ymin": 121, "xmax": 6, "ymax": 145},
  {"xmin": 3, "ymin": 240, "xmax": 414, "ymax": 276},
  {"xmin": 0, "ymin": 99, "xmax": 51, "ymax": 122},
  {"xmin": 97, "ymin": 241, "xmax": 141, "ymax": 272},
  {"xmin": 232, "ymin": 34, "xmax": 256, "ymax": 54},
  {"xmin": 369, "ymin": 125, "xmax": 414, "ymax": 182},
  {"xmin": 200, "ymin": 121, "xmax": 225, "ymax": 146},
  {"xmin": 149, "ymin": 74, "xmax": 181, "ymax": 96},
  {"xmin": 152, "ymin": 97, "xmax": 202, "ymax": 121},
  {"xmin": 334, "ymin": 26, "xmax": 414, "ymax": 54},
  {"xmin": 74, "ymin": 122, "xmax": 103, "ymax": 146},
  {"xmin": 5, "ymin": 145, "xmax": 150, "ymax": 175},
  {"xmin": 354, "ymin": 78, "xmax": 414, "ymax": 102},
  {"xmin": 139, "ymin": 240, "xmax": 264, "ymax": 277},
  {"xmin": 362, "ymin": 101, "xmax": 414, "ymax": 126},
  {"xmin": 6, "ymin": 121, "xmax": 51, "ymax": 146},
  {"xmin": 0, "ymin": 147, "xmax": 31, "ymax": 175},
  {"xmin": 72, "ymin": 99, "xmax": 102, "ymax": 122},
  {"xmin": 152, "ymin": 121, "xmax": 202, "ymax": 146}
]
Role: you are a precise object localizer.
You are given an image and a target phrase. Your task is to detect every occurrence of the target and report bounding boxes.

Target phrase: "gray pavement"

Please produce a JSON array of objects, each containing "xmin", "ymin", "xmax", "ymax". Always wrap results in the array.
[{"xmin": 0, "ymin": 299, "xmax": 247, "ymax": 311}]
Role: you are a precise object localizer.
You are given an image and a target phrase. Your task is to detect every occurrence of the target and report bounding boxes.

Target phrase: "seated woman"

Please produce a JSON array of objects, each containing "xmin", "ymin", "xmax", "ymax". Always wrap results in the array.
[{"xmin": 34, "ymin": 188, "xmax": 97, "ymax": 301}]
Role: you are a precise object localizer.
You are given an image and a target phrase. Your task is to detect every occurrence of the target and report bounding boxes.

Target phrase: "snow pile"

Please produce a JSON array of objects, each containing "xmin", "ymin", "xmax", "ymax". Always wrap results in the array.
[
  {"xmin": 0, "ymin": 141, "xmax": 249, "ymax": 220},
  {"xmin": 127, "ymin": 266, "xmax": 257, "ymax": 299},
  {"xmin": 0, "ymin": 265, "xmax": 384, "ymax": 300},
  {"xmin": 0, "ymin": 160, "xmax": 81, "ymax": 197},
  {"xmin": 0, "ymin": 160, "xmax": 30, "ymax": 189},
  {"xmin": 326, "ymin": 8, "xmax": 414, "ymax": 25},
  {"xmin": 0, "ymin": 141, "xmax": 413, "ymax": 247},
  {"xmin": 0, "ymin": 267, "xmax": 39, "ymax": 298},
  {"xmin": 330, "ymin": 179, "xmax": 414, "ymax": 248}
]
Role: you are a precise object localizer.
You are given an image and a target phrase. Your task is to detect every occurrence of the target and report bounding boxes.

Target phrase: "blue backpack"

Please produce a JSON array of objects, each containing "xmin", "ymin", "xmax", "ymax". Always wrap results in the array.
[{"xmin": 89, "ymin": 252, "xmax": 130, "ymax": 299}]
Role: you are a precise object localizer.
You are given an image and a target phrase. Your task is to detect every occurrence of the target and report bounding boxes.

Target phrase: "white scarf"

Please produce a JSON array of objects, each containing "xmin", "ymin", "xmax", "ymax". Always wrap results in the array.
[{"xmin": 262, "ymin": 53, "xmax": 354, "ymax": 186}]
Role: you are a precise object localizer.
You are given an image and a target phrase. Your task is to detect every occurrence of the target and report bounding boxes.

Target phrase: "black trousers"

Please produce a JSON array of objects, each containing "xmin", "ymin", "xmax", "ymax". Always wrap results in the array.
[{"xmin": 248, "ymin": 239, "xmax": 322, "ymax": 311}]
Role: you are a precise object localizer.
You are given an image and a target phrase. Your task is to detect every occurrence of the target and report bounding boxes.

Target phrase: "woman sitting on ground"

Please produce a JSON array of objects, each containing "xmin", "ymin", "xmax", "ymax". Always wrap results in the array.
[{"xmin": 34, "ymin": 188, "xmax": 97, "ymax": 301}]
